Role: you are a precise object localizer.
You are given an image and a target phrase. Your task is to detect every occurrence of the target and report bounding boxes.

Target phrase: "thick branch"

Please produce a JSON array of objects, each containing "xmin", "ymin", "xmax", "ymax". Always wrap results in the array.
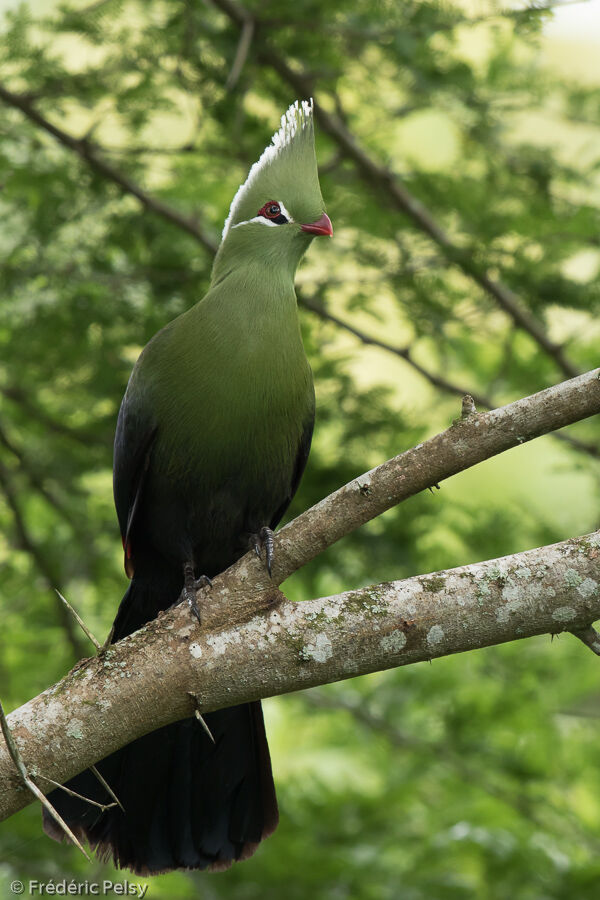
[
  {"xmin": 0, "ymin": 370, "xmax": 599, "ymax": 821},
  {"xmin": 1, "ymin": 529, "xmax": 599, "ymax": 822}
]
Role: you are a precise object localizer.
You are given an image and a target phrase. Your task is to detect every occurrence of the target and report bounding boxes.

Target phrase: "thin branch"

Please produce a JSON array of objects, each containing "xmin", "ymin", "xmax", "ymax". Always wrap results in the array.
[
  {"xmin": 0, "ymin": 461, "xmax": 85, "ymax": 659},
  {"xmin": 188, "ymin": 692, "xmax": 216, "ymax": 744},
  {"xmin": 97, "ymin": 142, "xmax": 200, "ymax": 156},
  {"xmin": 298, "ymin": 295, "xmax": 491, "ymax": 408},
  {"xmin": 225, "ymin": 15, "xmax": 254, "ymax": 90},
  {"xmin": 0, "ymin": 422, "xmax": 75, "ymax": 523},
  {"xmin": 0, "ymin": 84, "xmax": 219, "ymax": 255},
  {"xmin": 36, "ymin": 775, "xmax": 118, "ymax": 812},
  {"xmin": 0, "ymin": 386, "xmax": 98, "ymax": 447},
  {"xmin": 300, "ymin": 296, "xmax": 600, "ymax": 460},
  {"xmin": 571, "ymin": 625, "xmax": 600, "ymax": 657}
]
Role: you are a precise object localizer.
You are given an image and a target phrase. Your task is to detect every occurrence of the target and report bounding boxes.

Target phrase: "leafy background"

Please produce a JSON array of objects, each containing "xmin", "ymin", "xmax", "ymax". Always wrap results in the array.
[{"xmin": 0, "ymin": 0, "xmax": 599, "ymax": 897}]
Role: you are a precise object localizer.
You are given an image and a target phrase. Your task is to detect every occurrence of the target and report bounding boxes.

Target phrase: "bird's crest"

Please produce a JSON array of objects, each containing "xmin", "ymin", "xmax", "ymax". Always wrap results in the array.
[{"xmin": 222, "ymin": 99, "xmax": 323, "ymax": 239}]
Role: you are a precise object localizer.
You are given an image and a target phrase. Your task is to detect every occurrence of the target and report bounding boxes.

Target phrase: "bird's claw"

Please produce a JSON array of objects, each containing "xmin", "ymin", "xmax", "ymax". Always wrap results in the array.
[
  {"xmin": 194, "ymin": 574, "xmax": 213, "ymax": 591},
  {"xmin": 183, "ymin": 564, "xmax": 212, "ymax": 625},
  {"xmin": 252, "ymin": 526, "xmax": 274, "ymax": 577}
]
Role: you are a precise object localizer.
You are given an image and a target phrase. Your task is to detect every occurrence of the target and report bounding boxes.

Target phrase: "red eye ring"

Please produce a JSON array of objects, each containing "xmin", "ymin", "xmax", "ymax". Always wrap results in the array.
[{"xmin": 258, "ymin": 201, "xmax": 281, "ymax": 219}]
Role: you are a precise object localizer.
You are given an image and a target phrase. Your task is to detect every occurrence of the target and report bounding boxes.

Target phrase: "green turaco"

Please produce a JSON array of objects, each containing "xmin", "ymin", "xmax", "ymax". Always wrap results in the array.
[{"xmin": 43, "ymin": 99, "xmax": 332, "ymax": 873}]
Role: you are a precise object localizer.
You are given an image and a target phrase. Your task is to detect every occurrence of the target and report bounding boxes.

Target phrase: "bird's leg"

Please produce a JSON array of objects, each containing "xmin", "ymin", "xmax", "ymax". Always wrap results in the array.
[
  {"xmin": 251, "ymin": 526, "xmax": 275, "ymax": 577},
  {"xmin": 183, "ymin": 562, "xmax": 212, "ymax": 624}
]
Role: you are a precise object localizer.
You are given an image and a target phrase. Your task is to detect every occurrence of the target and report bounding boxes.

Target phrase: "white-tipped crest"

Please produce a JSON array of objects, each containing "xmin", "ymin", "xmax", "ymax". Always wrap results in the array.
[{"xmin": 222, "ymin": 99, "xmax": 314, "ymax": 240}]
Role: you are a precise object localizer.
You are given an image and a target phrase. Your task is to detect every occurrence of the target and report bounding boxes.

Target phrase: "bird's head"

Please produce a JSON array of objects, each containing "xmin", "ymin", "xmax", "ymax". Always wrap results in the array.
[{"xmin": 214, "ymin": 100, "xmax": 332, "ymax": 278}]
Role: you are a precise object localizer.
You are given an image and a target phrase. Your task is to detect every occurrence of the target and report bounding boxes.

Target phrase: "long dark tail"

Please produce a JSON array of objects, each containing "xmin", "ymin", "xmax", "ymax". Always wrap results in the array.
[{"xmin": 43, "ymin": 561, "xmax": 278, "ymax": 874}]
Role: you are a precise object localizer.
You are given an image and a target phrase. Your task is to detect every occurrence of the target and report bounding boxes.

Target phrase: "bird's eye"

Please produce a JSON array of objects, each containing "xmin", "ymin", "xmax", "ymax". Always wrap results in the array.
[{"xmin": 257, "ymin": 201, "xmax": 288, "ymax": 224}]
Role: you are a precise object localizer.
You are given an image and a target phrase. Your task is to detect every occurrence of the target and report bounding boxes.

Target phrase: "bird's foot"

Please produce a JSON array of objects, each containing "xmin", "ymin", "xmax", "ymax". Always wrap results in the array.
[
  {"xmin": 250, "ymin": 526, "xmax": 275, "ymax": 577},
  {"xmin": 183, "ymin": 562, "xmax": 212, "ymax": 625}
]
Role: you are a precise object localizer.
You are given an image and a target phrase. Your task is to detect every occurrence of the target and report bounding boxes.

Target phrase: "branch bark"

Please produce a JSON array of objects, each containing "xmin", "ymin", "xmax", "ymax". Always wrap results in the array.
[{"xmin": 1, "ymin": 369, "xmax": 599, "ymax": 821}]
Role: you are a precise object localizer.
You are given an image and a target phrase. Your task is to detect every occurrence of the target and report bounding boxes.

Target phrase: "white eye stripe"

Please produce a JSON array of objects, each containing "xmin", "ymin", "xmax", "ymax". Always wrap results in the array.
[
  {"xmin": 233, "ymin": 216, "xmax": 277, "ymax": 229},
  {"xmin": 232, "ymin": 201, "xmax": 294, "ymax": 229}
]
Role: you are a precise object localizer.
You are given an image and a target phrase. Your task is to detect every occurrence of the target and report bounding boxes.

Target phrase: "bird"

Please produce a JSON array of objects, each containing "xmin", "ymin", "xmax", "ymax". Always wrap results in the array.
[{"xmin": 42, "ymin": 99, "xmax": 332, "ymax": 874}]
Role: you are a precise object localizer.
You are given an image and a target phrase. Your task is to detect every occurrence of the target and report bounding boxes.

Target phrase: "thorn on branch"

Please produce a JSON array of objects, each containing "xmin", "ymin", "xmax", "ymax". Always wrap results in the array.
[
  {"xmin": 0, "ymin": 697, "xmax": 91, "ymax": 861},
  {"xmin": 571, "ymin": 625, "xmax": 600, "ymax": 657},
  {"xmin": 56, "ymin": 590, "xmax": 102, "ymax": 653},
  {"xmin": 37, "ymin": 775, "xmax": 118, "ymax": 813},
  {"xmin": 187, "ymin": 692, "xmax": 216, "ymax": 744},
  {"xmin": 90, "ymin": 764, "xmax": 125, "ymax": 812}
]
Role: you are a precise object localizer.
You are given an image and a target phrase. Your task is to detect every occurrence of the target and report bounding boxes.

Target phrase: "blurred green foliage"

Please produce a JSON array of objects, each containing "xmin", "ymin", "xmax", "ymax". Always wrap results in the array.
[{"xmin": 0, "ymin": 0, "xmax": 599, "ymax": 897}]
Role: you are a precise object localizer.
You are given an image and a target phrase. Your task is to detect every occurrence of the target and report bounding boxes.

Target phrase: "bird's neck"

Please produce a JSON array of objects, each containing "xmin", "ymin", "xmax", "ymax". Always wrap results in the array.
[{"xmin": 211, "ymin": 231, "xmax": 308, "ymax": 290}]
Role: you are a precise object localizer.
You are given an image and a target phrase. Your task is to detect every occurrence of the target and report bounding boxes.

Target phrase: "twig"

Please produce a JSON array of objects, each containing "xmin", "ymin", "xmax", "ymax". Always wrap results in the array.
[
  {"xmin": 299, "ymin": 295, "xmax": 491, "ymax": 408},
  {"xmin": 0, "ymin": 423, "xmax": 73, "ymax": 523},
  {"xmin": 0, "ymin": 697, "xmax": 91, "ymax": 860},
  {"xmin": 571, "ymin": 626, "xmax": 600, "ymax": 657},
  {"xmin": 461, "ymin": 394, "xmax": 477, "ymax": 417},
  {"xmin": 0, "ymin": 385, "xmax": 97, "ymax": 446},
  {"xmin": 225, "ymin": 15, "xmax": 254, "ymax": 90},
  {"xmin": 56, "ymin": 590, "xmax": 102, "ymax": 652}
]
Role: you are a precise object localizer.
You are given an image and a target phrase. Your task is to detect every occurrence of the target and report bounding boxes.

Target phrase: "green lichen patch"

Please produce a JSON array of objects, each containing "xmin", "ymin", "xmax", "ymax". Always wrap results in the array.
[
  {"xmin": 564, "ymin": 568, "xmax": 583, "ymax": 588},
  {"xmin": 421, "ymin": 576, "xmax": 445, "ymax": 593}
]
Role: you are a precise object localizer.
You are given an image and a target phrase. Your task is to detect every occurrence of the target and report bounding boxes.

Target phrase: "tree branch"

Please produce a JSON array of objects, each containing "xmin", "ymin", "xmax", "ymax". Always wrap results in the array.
[
  {"xmin": 0, "ymin": 460, "xmax": 85, "ymax": 659},
  {"xmin": 1, "ymin": 529, "xmax": 598, "ymax": 823},
  {"xmin": 299, "ymin": 296, "xmax": 600, "ymax": 460},
  {"xmin": 0, "ymin": 84, "xmax": 219, "ymax": 255},
  {"xmin": 1, "ymin": 369, "xmax": 599, "ymax": 821}
]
